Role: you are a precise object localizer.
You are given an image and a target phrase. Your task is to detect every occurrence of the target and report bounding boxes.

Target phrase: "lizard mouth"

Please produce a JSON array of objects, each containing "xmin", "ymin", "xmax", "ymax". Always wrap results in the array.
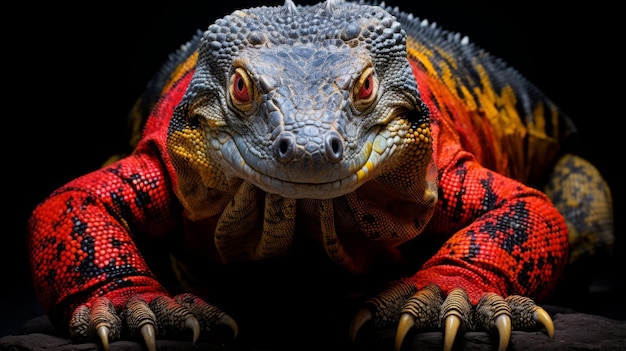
[{"xmin": 217, "ymin": 130, "xmax": 389, "ymax": 199}]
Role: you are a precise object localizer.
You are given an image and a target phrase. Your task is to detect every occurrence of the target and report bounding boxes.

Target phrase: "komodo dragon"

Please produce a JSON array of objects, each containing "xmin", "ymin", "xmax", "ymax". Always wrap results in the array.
[{"xmin": 27, "ymin": 1, "xmax": 614, "ymax": 350}]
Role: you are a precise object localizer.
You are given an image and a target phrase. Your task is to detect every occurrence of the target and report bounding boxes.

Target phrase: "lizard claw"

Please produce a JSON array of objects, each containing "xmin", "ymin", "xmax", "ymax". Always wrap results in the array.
[
  {"xmin": 174, "ymin": 293, "xmax": 239, "ymax": 338},
  {"xmin": 123, "ymin": 296, "xmax": 159, "ymax": 351},
  {"xmin": 355, "ymin": 283, "xmax": 554, "ymax": 351},
  {"xmin": 443, "ymin": 314, "xmax": 461, "ymax": 351},
  {"xmin": 475, "ymin": 292, "xmax": 512, "ymax": 351},
  {"xmin": 394, "ymin": 284, "xmax": 444, "ymax": 351},
  {"xmin": 441, "ymin": 288, "xmax": 472, "ymax": 351},
  {"xmin": 69, "ymin": 293, "xmax": 237, "ymax": 350},
  {"xmin": 184, "ymin": 316, "xmax": 201, "ymax": 344},
  {"xmin": 139, "ymin": 323, "xmax": 157, "ymax": 351},
  {"xmin": 70, "ymin": 297, "xmax": 122, "ymax": 351},
  {"xmin": 506, "ymin": 295, "xmax": 555, "ymax": 338},
  {"xmin": 394, "ymin": 313, "xmax": 415, "ymax": 351},
  {"xmin": 349, "ymin": 279, "xmax": 417, "ymax": 342},
  {"xmin": 494, "ymin": 314, "xmax": 512, "ymax": 351},
  {"xmin": 96, "ymin": 325, "xmax": 111, "ymax": 351},
  {"xmin": 217, "ymin": 314, "xmax": 239, "ymax": 339},
  {"xmin": 533, "ymin": 307, "xmax": 554, "ymax": 338},
  {"xmin": 349, "ymin": 308, "xmax": 373, "ymax": 342}
]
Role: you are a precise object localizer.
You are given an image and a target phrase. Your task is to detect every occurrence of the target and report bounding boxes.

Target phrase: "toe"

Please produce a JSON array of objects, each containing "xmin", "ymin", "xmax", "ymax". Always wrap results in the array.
[
  {"xmin": 394, "ymin": 284, "xmax": 444, "ymax": 351},
  {"xmin": 440, "ymin": 288, "xmax": 472, "ymax": 351},
  {"xmin": 475, "ymin": 292, "xmax": 512, "ymax": 351},
  {"xmin": 506, "ymin": 295, "xmax": 554, "ymax": 338}
]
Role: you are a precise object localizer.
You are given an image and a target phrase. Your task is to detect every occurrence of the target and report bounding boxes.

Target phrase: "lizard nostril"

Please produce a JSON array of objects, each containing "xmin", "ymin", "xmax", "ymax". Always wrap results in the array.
[
  {"xmin": 273, "ymin": 132, "xmax": 296, "ymax": 163},
  {"xmin": 324, "ymin": 131, "xmax": 344, "ymax": 162}
]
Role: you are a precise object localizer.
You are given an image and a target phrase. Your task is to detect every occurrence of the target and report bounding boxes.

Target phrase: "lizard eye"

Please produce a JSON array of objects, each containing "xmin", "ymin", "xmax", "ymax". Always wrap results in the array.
[
  {"xmin": 230, "ymin": 67, "xmax": 256, "ymax": 110},
  {"xmin": 353, "ymin": 67, "xmax": 377, "ymax": 111}
]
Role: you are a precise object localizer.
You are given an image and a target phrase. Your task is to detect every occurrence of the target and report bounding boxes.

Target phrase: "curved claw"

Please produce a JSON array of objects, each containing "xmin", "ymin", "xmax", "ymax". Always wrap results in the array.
[
  {"xmin": 96, "ymin": 325, "xmax": 110, "ymax": 351},
  {"xmin": 184, "ymin": 317, "xmax": 201, "ymax": 344},
  {"xmin": 394, "ymin": 285, "xmax": 445, "ymax": 351},
  {"xmin": 349, "ymin": 308, "xmax": 373, "ymax": 342},
  {"xmin": 440, "ymin": 288, "xmax": 472, "ymax": 351},
  {"xmin": 89, "ymin": 297, "xmax": 122, "ymax": 350},
  {"xmin": 395, "ymin": 313, "xmax": 415, "ymax": 351},
  {"xmin": 218, "ymin": 314, "xmax": 239, "ymax": 338},
  {"xmin": 349, "ymin": 279, "xmax": 419, "ymax": 344},
  {"xmin": 534, "ymin": 307, "xmax": 554, "ymax": 338},
  {"xmin": 174, "ymin": 292, "xmax": 239, "ymax": 340},
  {"xmin": 475, "ymin": 292, "xmax": 512, "ymax": 351},
  {"xmin": 443, "ymin": 314, "xmax": 461, "ymax": 351},
  {"xmin": 139, "ymin": 323, "xmax": 156, "ymax": 351},
  {"xmin": 494, "ymin": 314, "xmax": 511, "ymax": 351},
  {"xmin": 506, "ymin": 295, "xmax": 555, "ymax": 339}
]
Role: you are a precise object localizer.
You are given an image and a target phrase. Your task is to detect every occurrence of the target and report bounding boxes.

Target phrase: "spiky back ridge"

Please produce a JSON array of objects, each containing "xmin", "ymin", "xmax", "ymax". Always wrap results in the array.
[
  {"xmin": 373, "ymin": 0, "xmax": 578, "ymax": 184},
  {"xmin": 382, "ymin": 1, "xmax": 578, "ymax": 145}
]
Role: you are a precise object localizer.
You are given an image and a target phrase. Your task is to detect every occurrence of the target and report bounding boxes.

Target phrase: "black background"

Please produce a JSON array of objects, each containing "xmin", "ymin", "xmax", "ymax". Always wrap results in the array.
[{"xmin": 4, "ymin": 0, "xmax": 623, "ymax": 336}]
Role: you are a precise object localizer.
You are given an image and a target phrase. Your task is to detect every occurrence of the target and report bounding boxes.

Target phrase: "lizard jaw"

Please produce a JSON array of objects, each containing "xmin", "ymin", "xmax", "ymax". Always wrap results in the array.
[{"xmin": 215, "ymin": 131, "xmax": 392, "ymax": 199}]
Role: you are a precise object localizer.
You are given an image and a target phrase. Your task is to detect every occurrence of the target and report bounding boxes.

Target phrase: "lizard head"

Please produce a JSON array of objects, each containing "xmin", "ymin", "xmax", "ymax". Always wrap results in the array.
[{"xmin": 169, "ymin": 0, "xmax": 433, "ymax": 200}]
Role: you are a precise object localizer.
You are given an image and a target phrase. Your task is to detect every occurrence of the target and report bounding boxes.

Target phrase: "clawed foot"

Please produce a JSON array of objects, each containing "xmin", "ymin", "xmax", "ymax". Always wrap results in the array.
[
  {"xmin": 349, "ymin": 281, "xmax": 554, "ymax": 351},
  {"xmin": 69, "ymin": 293, "xmax": 238, "ymax": 351}
]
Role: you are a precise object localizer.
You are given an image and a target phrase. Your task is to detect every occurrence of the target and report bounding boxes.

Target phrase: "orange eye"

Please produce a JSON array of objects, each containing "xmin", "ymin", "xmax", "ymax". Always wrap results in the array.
[
  {"xmin": 230, "ymin": 67, "xmax": 257, "ymax": 112},
  {"xmin": 232, "ymin": 70, "xmax": 250, "ymax": 102},
  {"xmin": 357, "ymin": 73, "xmax": 374, "ymax": 99},
  {"xmin": 353, "ymin": 67, "xmax": 377, "ymax": 110}
]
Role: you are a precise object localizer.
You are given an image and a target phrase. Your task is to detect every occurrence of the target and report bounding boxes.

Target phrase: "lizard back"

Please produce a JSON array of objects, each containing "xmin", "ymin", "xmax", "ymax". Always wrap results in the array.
[{"xmin": 389, "ymin": 7, "xmax": 578, "ymax": 185}]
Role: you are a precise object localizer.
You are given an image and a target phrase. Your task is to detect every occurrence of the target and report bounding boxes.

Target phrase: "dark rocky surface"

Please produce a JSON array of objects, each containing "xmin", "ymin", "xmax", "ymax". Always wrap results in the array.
[{"xmin": 1, "ymin": 309, "xmax": 624, "ymax": 351}]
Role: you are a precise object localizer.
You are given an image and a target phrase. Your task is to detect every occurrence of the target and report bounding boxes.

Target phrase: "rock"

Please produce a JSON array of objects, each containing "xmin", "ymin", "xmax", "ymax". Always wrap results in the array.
[
  {"xmin": 1, "ymin": 312, "xmax": 624, "ymax": 351},
  {"xmin": 390, "ymin": 312, "xmax": 626, "ymax": 351}
]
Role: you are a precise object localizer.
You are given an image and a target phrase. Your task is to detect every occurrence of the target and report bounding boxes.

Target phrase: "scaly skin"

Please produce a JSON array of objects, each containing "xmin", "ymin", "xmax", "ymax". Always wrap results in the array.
[{"xmin": 27, "ymin": 1, "xmax": 613, "ymax": 351}]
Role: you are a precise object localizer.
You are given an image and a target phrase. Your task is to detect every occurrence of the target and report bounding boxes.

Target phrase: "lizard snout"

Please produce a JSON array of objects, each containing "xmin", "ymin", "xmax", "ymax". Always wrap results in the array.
[{"xmin": 272, "ymin": 128, "xmax": 344, "ymax": 163}]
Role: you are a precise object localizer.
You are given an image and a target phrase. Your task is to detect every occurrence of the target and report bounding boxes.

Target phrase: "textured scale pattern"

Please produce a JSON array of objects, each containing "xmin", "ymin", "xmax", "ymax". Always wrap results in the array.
[
  {"xmin": 27, "ymin": 1, "xmax": 613, "ymax": 350},
  {"xmin": 28, "ymin": 152, "xmax": 174, "ymax": 326}
]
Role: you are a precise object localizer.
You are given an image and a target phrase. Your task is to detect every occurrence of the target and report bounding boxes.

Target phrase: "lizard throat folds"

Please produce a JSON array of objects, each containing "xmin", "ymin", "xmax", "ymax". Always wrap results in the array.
[{"xmin": 212, "ymin": 126, "xmax": 396, "ymax": 200}]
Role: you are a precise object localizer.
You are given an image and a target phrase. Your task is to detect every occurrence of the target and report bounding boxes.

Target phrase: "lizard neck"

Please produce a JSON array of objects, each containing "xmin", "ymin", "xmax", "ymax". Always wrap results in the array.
[{"xmin": 177, "ymin": 174, "xmax": 437, "ymax": 274}]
